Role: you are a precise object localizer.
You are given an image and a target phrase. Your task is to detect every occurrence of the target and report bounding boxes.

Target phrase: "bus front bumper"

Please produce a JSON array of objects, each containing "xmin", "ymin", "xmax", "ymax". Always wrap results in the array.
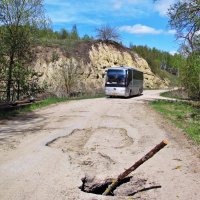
[{"xmin": 105, "ymin": 87, "xmax": 128, "ymax": 97}]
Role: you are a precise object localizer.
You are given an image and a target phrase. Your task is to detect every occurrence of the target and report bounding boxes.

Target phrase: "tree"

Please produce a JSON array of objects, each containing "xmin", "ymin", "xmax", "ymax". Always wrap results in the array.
[
  {"xmin": 168, "ymin": 0, "xmax": 200, "ymax": 99},
  {"xmin": 70, "ymin": 24, "xmax": 79, "ymax": 40},
  {"xmin": 0, "ymin": 0, "xmax": 45, "ymax": 101},
  {"xmin": 131, "ymin": 45, "xmax": 182, "ymax": 78},
  {"xmin": 168, "ymin": 0, "xmax": 200, "ymax": 53},
  {"xmin": 95, "ymin": 24, "xmax": 120, "ymax": 42},
  {"xmin": 82, "ymin": 34, "xmax": 91, "ymax": 41},
  {"xmin": 179, "ymin": 52, "xmax": 200, "ymax": 99},
  {"xmin": 60, "ymin": 28, "xmax": 69, "ymax": 39},
  {"xmin": 59, "ymin": 58, "xmax": 80, "ymax": 95}
]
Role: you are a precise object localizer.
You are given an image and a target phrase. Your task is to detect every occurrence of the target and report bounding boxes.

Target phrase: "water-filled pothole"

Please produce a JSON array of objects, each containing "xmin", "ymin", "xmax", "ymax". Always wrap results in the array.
[{"xmin": 79, "ymin": 175, "xmax": 161, "ymax": 197}]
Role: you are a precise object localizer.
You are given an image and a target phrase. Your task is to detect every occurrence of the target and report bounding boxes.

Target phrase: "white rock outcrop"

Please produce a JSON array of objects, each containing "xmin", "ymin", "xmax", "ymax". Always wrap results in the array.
[{"xmin": 33, "ymin": 42, "xmax": 169, "ymax": 96}]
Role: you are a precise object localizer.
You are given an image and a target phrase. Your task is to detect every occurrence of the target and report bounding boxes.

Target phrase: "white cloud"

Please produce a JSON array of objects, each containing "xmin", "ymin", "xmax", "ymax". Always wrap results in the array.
[
  {"xmin": 49, "ymin": 10, "xmax": 102, "ymax": 25},
  {"xmin": 119, "ymin": 24, "xmax": 163, "ymax": 34},
  {"xmin": 45, "ymin": 0, "xmax": 70, "ymax": 6},
  {"xmin": 167, "ymin": 29, "xmax": 176, "ymax": 34},
  {"xmin": 44, "ymin": 0, "xmax": 153, "ymax": 25},
  {"xmin": 195, "ymin": 30, "xmax": 200, "ymax": 35},
  {"xmin": 154, "ymin": 0, "xmax": 176, "ymax": 16},
  {"xmin": 44, "ymin": 0, "xmax": 104, "ymax": 25},
  {"xmin": 112, "ymin": 0, "xmax": 150, "ymax": 10},
  {"xmin": 113, "ymin": 0, "xmax": 123, "ymax": 9},
  {"xmin": 169, "ymin": 50, "xmax": 177, "ymax": 55},
  {"xmin": 119, "ymin": 24, "xmax": 177, "ymax": 35}
]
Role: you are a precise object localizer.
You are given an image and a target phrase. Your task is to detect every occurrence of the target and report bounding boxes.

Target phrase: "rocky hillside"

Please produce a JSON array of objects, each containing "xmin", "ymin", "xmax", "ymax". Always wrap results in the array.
[{"xmin": 33, "ymin": 41, "xmax": 169, "ymax": 96}]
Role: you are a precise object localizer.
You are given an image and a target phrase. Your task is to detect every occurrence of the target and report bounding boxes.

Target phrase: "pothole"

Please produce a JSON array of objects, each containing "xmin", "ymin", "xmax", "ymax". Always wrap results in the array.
[
  {"xmin": 46, "ymin": 127, "xmax": 134, "ymax": 175},
  {"xmin": 46, "ymin": 128, "xmax": 93, "ymax": 152},
  {"xmin": 80, "ymin": 175, "xmax": 161, "ymax": 197},
  {"xmin": 46, "ymin": 127, "xmax": 133, "ymax": 152}
]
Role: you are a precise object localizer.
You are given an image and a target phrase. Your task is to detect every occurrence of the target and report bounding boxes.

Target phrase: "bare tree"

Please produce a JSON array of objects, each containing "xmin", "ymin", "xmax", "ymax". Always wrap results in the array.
[
  {"xmin": 58, "ymin": 58, "xmax": 81, "ymax": 95},
  {"xmin": 95, "ymin": 24, "xmax": 120, "ymax": 42}
]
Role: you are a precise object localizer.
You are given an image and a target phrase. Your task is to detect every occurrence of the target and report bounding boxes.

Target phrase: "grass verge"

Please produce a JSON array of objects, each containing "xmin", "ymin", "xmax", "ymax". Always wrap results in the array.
[
  {"xmin": 160, "ymin": 91, "xmax": 182, "ymax": 99},
  {"xmin": 0, "ymin": 94, "xmax": 105, "ymax": 119},
  {"xmin": 160, "ymin": 89, "xmax": 188, "ymax": 100},
  {"xmin": 150, "ymin": 100, "xmax": 200, "ymax": 144}
]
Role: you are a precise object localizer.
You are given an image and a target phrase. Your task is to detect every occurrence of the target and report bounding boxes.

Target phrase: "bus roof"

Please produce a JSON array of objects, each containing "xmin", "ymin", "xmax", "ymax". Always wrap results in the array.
[{"xmin": 107, "ymin": 66, "xmax": 143, "ymax": 73}]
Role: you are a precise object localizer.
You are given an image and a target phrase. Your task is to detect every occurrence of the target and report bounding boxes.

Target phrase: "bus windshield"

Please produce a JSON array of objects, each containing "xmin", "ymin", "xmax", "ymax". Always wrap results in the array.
[{"xmin": 106, "ymin": 70, "xmax": 126, "ymax": 85}]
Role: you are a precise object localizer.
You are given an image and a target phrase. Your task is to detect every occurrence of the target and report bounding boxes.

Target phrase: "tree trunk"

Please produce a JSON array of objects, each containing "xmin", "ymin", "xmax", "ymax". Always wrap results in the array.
[
  {"xmin": 17, "ymin": 79, "xmax": 20, "ymax": 100},
  {"xmin": 6, "ymin": 54, "xmax": 14, "ymax": 102}
]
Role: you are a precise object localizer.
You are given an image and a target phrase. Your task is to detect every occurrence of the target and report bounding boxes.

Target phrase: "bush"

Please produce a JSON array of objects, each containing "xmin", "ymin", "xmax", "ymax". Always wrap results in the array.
[
  {"xmin": 180, "ymin": 52, "xmax": 200, "ymax": 100},
  {"xmin": 51, "ymin": 51, "xmax": 59, "ymax": 62}
]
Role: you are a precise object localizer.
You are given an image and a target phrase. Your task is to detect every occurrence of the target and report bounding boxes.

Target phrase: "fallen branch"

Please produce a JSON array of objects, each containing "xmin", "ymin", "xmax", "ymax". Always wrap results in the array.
[{"xmin": 103, "ymin": 139, "xmax": 168, "ymax": 195}]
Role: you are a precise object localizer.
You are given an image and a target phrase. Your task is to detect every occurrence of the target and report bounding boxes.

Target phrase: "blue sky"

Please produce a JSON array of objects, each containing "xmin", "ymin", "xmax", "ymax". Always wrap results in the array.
[{"xmin": 44, "ymin": 0, "xmax": 179, "ymax": 54}]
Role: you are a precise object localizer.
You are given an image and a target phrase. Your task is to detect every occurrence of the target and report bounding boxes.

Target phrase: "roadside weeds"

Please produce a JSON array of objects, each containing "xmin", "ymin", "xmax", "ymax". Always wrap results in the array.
[
  {"xmin": 150, "ymin": 100, "xmax": 200, "ymax": 145},
  {"xmin": 0, "ymin": 94, "xmax": 105, "ymax": 119}
]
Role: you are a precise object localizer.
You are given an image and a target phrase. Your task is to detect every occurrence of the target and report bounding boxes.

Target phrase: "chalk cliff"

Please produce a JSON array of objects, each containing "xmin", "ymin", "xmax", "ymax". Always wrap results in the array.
[{"xmin": 33, "ymin": 41, "xmax": 169, "ymax": 96}]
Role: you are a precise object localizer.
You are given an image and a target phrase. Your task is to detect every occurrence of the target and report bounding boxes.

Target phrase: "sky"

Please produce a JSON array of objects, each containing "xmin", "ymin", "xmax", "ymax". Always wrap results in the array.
[{"xmin": 44, "ymin": 0, "xmax": 179, "ymax": 54}]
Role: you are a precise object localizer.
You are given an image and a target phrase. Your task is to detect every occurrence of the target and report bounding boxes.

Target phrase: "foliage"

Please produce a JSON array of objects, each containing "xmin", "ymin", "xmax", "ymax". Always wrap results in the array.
[
  {"xmin": 34, "ymin": 25, "xmax": 94, "ymax": 47},
  {"xmin": 12, "ymin": 63, "xmax": 40, "ymax": 100},
  {"xmin": 82, "ymin": 34, "xmax": 93, "ymax": 41},
  {"xmin": 131, "ymin": 45, "xmax": 185, "ymax": 83},
  {"xmin": 180, "ymin": 52, "xmax": 200, "ymax": 99},
  {"xmin": 0, "ymin": 0, "xmax": 46, "ymax": 102},
  {"xmin": 0, "ymin": 94, "xmax": 105, "ymax": 119},
  {"xmin": 51, "ymin": 58, "xmax": 82, "ymax": 96},
  {"xmin": 95, "ymin": 24, "xmax": 120, "ymax": 42},
  {"xmin": 168, "ymin": 0, "xmax": 200, "ymax": 100},
  {"xmin": 151, "ymin": 100, "xmax": 200, "ymax": 144},
  {"xmin": 51, "ymin": 51, "xmax": 59, "ymax": 62},
  {"xmin": 168, "ymin": 0, "xmax": 200, "ymax": 53},
  {"xmin": 160, "ymin": 89, "xmax": 188, "ymax": 100},
  {"xmin": 60, "ymin": 28, "xmax": 69, "ymax": 39},
  {"xmin": 60, "ymin": 58, "xmax": 80, "ymax": 94},
  {"xmin": 70, "ymin": 24, "xmax": 79, "ymax": 40}
]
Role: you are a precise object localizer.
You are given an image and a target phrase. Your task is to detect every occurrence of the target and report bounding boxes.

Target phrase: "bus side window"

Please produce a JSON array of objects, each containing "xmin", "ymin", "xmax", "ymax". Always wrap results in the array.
[
  {"xmin": 127, "ymin": 69, "xmax": 132, "ymax": 85},
  {"xmin": 133, "ymin": 71, "xmax": 142, "ymax": 80},
  {"xmin": 133, "ymin": 71, "xmax": 137, "ymax": 79}
]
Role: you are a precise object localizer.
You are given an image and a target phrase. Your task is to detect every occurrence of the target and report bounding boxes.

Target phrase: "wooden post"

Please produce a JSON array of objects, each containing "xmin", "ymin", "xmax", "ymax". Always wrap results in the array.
[{"xmin": 103, "ymin": 139, "xmax": 168, "ymax": 195}]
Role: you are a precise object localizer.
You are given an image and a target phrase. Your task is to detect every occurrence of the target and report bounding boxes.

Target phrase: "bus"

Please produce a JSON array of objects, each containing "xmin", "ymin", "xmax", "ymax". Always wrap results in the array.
[{"xmin": 105, "ymin": 66, "xmax": 143, "ymax": 97}]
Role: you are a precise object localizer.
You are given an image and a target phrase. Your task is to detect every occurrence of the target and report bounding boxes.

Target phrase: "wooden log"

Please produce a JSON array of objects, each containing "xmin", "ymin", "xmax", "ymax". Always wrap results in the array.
[{"xmin": 102, "ymin": 139, "xmax": 168, "ymax": 195}]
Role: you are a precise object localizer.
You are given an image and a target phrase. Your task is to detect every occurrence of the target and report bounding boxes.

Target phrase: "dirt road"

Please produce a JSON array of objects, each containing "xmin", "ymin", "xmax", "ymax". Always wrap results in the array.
[{"xmin": 0, "ymin": 90, "xmax": 199, "ymax": 200}]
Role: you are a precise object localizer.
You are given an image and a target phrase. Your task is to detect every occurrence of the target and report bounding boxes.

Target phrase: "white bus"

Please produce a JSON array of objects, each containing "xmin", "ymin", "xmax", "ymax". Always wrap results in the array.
[{"xmin": 105, "ymin": 66, "xmax": 143, "ymax": 97}]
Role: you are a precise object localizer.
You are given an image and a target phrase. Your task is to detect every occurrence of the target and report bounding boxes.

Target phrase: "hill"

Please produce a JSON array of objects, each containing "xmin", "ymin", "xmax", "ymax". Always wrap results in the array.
[{"xmin": 32, "ymin": 40, "xmax": 169, "ymax": 96}]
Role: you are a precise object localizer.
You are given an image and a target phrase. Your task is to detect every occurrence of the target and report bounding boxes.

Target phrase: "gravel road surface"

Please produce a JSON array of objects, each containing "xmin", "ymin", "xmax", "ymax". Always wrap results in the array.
[{"xmin": 0, "ymin": 90, "xmax": 199, "ymax": 200}]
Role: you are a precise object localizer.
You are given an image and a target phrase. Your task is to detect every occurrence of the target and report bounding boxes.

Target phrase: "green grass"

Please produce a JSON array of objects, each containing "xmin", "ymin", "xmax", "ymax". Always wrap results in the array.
[
  {"xmin": 0, "ymin": 94, "xmax": 105, "ymax": 119},
  {"xmin": 34, "ymin": 38, "xmax": 83, "ymax": 52},
  {"xmin": 150, "ymin": 100, "xmax": 200, "ymax": 144},
  {"xmin": 160, "ymin": 91, "xmax": 183, "ymax": 100},
  {"xmin": 164, "ymin": 72, "xmax": 179, "ymax": 87}
]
